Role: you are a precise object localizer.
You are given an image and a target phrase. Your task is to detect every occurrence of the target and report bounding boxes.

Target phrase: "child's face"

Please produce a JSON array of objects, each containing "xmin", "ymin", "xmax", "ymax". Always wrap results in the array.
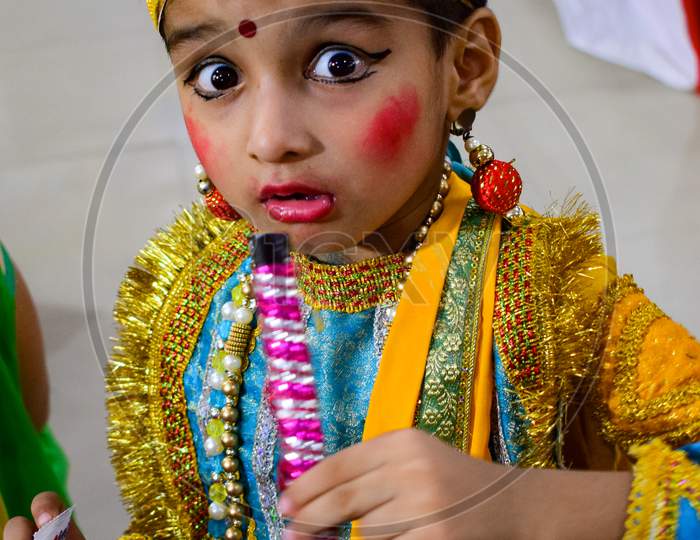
[{"xmin": 164, "ymin": 0, "xmax": 459, "ymax": 256}]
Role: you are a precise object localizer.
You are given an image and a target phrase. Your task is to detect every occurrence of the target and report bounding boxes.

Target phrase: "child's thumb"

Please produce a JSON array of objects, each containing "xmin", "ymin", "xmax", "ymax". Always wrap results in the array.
[{"xmin": 30, "ymin": 491, "xmax": 65, "ymax": 528}]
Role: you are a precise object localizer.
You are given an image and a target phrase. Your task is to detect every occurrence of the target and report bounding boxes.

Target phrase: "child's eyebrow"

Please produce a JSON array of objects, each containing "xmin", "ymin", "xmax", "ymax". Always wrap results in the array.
[
  {"xmin": 165, "ymin": 21, "xmax": 228, "ymax": 54},
  {"xmin": 291, "ymin": 5, "xmax": 392, "ymax": 35},
  {"xmin": 165, "ymin": 5, "xmax": 391, "ymax": 55}
]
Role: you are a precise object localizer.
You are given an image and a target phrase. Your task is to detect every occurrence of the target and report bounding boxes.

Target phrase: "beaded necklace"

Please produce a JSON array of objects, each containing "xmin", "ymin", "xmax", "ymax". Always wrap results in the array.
[{"xmin": 203, "ymin": 274, "xmax": 256, "ymax": 540}]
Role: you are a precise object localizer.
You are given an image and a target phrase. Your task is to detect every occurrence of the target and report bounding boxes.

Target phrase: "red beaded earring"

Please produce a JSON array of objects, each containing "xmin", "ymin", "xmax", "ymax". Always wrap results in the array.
[
  {"xmin": 450, "ymin": 118, "xmax": 523, "ymax": 218},
  {"xmin": 195, "ymin": 164, "xmax": 240, "ymax": 221}
]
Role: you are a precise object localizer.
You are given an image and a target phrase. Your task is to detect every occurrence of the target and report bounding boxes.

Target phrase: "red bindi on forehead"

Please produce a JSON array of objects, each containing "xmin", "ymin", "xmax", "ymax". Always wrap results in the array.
[
  {"xmin": 359, "ymin": 86, "xmax": 421, "ymax": 164},
  {"xmin": 238, "ymin": 19, "xmax": 257, "ymax": 38}
]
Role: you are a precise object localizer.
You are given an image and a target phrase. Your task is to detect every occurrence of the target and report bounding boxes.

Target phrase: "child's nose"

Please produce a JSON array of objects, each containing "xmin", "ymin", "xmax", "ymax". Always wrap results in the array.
[{"xmin": 246, "ymin": 84, "xmax": 315, "ymax": 164}]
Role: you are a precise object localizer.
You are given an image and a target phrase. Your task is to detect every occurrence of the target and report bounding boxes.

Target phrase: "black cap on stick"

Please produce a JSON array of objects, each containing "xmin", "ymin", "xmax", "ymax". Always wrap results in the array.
[{"xmin": 251, "ymin": 233, "xmax": 290, "ymax": 266}]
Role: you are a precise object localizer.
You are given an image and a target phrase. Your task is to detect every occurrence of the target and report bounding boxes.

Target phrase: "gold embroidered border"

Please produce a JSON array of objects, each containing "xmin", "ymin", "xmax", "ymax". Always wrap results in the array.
[
  {"xmin": 625, "ymin": 439, "xmax": 700, "ymax": 539},
  {"xmin": 107, "ymin": 205, "xmax": 251, "ymax": 539},
  {"xmin": 615, "ymin": 303, "xmax": 667, "ymax": 418},
  {"xmin": 455, "ymin": 210, "xmax": 495, "ymax": 452},
  {"xmin": 149, "ymin": 220, "xmax": 251, "ymax": 538},
  {"xmin": 414, "ymin": 205, "xmax": 494, "ymax": 450},
  {"xmin": 600, "ymin": 295, "xmax": 700, "ymax": 451},
  {"xmin": 590, "ymin": 275, "xmax": 643, "ymax": 352},
  {"xmin": 293, "ymin": 252, "xmax": 407, "ymax": 313},
  {"xmin": 494, "ymin": 201, "xmax": 606, "ymax": 468}
]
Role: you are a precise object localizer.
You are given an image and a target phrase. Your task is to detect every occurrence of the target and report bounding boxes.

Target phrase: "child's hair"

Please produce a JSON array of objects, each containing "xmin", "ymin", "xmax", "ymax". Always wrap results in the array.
[{"xmin": 409, "ymin": 0, "xmax": 488, "ymax": 57}]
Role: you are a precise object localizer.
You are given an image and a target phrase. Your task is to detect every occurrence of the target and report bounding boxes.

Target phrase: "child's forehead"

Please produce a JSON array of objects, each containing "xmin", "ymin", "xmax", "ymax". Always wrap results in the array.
[
  {"xmin": 157, "ymin": 0, "xmax": 427, "ymax": 33},
  {"xmin": 162, "ymin": 0, "xmax": 432, "ymax": 55}
]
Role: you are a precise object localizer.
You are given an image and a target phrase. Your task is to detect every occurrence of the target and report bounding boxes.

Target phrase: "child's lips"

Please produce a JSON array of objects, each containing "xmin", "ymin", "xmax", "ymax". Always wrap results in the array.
[
  {"xmin": 263, "ymin": 194, "xmax": 335, "ymax": 224},
  {"xmin": 259, "ymin": 182, "xmax": 336, "ymax": 224}
]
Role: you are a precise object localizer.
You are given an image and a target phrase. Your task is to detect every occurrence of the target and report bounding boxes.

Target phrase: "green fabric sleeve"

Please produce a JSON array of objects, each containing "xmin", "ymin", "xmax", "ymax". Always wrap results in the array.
[{"xmin": 0, "ymin": 243, "xmax": 71, "ymax": 519}]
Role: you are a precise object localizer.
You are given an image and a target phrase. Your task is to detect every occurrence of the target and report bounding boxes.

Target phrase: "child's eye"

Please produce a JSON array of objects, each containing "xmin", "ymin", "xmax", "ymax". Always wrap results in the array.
[
  {"xmin": 188, "ymin": 61, "xmax": 241, "ymax": 100},
  {"xmin": 306, "ymin": 46, "xmax": 390, "ymax": 84}
]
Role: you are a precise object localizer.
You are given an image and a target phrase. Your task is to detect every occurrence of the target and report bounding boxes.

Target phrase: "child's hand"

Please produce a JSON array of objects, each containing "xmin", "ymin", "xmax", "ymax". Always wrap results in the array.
[
  {"xmin": 3, "ymin": 492, "xmax": 84, "ymax": 540},
  {"xmin": 278, "ymin": 428, "xmax": 514, "ymax": 540}
]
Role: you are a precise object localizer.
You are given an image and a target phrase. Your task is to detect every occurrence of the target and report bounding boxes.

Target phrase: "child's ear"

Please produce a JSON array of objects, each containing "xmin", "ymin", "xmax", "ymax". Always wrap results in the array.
[{"xmin": 445, "ymin": 8, "xmax": 501, "ymax": 123}]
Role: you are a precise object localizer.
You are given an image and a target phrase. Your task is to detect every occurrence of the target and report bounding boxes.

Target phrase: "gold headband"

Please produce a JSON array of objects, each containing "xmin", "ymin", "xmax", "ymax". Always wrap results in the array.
[
  {"xmin": 147, "ymin": 1, "xmax": 483, "ymax": 30},
  {"xmin": 147, "ymin": 0, "xmax": 164, "ymax": 30}
]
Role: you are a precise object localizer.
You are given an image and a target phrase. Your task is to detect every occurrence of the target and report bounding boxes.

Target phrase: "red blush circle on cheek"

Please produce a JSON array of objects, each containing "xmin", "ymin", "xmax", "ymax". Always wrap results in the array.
[
  {"xmin": 184, "ymin": 115, "xmax": 213, "ymax": 171},
  {"xmin": 359, "ymin": 86, "xmax": 422, "ymax": 164},
  {"xmin": 239, "ymin": 19, "xmax": 257, "ymax": 38}
]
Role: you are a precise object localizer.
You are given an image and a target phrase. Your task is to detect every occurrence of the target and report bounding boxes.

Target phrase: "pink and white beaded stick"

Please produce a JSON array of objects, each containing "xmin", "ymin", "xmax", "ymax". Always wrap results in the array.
[{"xmin": 251, "ymin": 233, "xmax": 325, "ymax": 491}]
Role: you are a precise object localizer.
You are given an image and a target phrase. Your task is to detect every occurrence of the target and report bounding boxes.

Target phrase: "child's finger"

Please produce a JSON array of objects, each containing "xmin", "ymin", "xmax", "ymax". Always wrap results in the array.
[
  {"xmin": 30, "ymin": 491, "xmax": 65, "ymax": 528},
  {"xmin": 279, "ymin": 433, "xmax": 393, "ymax": 515},
  {"xmin": 284, "ymin": 469, "xmax": 394, "ymax": 539},
  {"xmin": 3, "ymin": 516, "xmax": 36, "ymax": 539}
]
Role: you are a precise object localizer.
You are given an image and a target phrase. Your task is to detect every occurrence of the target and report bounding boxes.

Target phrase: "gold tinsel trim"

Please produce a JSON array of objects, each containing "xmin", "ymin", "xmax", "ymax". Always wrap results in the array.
[
  {"xmin": 615, "ymin": 303, "xmax": 667, "ymax": 418},
  {"xmin": 495, "ymin": 198, "xmax": 608, "ymax": 468},
  {"xmin": 624, "ymin": 439, "xmax": 700, "ymax": 539},
  {"xmin": 590, "ymin": 275, "xmax": 643, "ymax": 343},
  {"xmin": 106, "ymin": 204, "xmax": 233, "ymax": 538}
]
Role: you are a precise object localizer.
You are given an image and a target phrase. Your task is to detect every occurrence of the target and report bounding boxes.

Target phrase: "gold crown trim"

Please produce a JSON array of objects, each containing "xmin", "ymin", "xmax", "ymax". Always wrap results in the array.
[{"xmin": 146, "ymin": 0, "xmax": 165, "ymax": 30}]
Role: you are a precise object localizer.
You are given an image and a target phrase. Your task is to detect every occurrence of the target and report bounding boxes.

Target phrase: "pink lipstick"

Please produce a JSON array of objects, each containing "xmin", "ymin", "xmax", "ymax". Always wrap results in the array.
[{"xmin": 259, "ymin": 182, "xmax": 335, "ymax": 224}]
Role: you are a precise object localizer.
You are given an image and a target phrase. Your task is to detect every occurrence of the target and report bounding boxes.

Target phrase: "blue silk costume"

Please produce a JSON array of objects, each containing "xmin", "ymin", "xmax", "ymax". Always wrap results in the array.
[{"xmin": 184, "ymin": 259, "xmax": 383, "ymax": 538}]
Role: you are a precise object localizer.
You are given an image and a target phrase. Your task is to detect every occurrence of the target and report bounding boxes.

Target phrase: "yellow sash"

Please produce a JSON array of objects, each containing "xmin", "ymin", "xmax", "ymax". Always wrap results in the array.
[
  {"xmin": 362, "ymin": 173, "xmax": 469, "ymax": 440},
  {"xmin": 355, "ymin": 174, "xmax": 501, "ymax": 537}
]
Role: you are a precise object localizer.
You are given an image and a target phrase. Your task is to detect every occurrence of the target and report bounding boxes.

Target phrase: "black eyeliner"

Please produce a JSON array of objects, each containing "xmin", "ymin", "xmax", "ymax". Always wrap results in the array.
[
  {"xmin": 366, "ymin": 48, "xmax": 392, "ymax": 61},
  {"xmin": 313, "ymin": 70, "xmax": 378, "ymax": 86},
  {"xmin": 303, "ymin": 43, "xmax": 392, "ymax": 85},
  {"xmin": 312, "ymin": 42, "xmax": 391, "ymax": 62}
]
